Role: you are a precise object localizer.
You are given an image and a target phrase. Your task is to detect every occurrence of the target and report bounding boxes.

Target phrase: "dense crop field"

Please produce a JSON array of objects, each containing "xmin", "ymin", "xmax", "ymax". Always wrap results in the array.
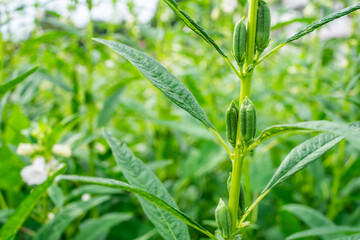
[{"xmin": 0, "ymin": 0, "xmax": 359, "ymax": 239}]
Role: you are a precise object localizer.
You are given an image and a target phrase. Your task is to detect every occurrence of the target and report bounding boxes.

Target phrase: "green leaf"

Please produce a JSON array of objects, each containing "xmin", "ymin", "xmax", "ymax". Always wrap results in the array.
[
  {"xmin": 0, "ymin": 165, "xmax": 66, "ymax": 240},
  {"xmin": 97, "ymin": 88, "xmax": 124, "ymax": 127},
  {"xmin": 0, "ymin": 66, "xmax": 39, "ymax": 98},
  {"xmin": 0, "ymin": 210, "xmax": 14, "ymax": 223},
  {"xmin": 65, "ymin": 185, "xmax": 122, "ymax": 202},
  {"xmin": 58, "ymin": 175, "xmax": 217, "ymax": 240},
  {"xmin": 333, "ymin": 234, "xmax": 360, "ymax": 240},
  {"xmin": 263, "ymin": 133, "xmax": 343, "ymax": 193},
  {"xmin": 249, "ymin": 121, "xmax": 360, "ymax": 151},
  {"xmin": 0, "ymin": 144, "xmax": 24, "ymax": 191},
  {"xmin": 282, "ymin": 204, "xmax": 334, "ymax": 228},
  {"xmin": 34, "ymin": 196, "xmax": 110, "ymax": 240},
  {"xmin": 283, "ymin": 3, "xmax": 360, "ymax": 44},
  {"xmin": 103, "ymin": 130, "xmax": 190, "ymax": 240},
  {"xmin": 339, "ymin": 177, "xmax": 360, "ymax": 199},
  {"xmin": 93, "ymin": 38, "xmax": 214, "ymax": 129},
  {"xmin": 73, "ymin": 213, "xmax": 133, "ymax": 240},
  {"xmin": 286, "ymin": 226, "xmax": 360, "ymax": 240},
  {"xmin": 161, "ymin": 0, "xmax": 226, "ymax": 57},
  {"xmin": 47, "ymin": 185, "xmax": 64, "ymax": 208},
  {"xmin": 271, "ymin": 17, "xmax": 316, "ymax": 31}
]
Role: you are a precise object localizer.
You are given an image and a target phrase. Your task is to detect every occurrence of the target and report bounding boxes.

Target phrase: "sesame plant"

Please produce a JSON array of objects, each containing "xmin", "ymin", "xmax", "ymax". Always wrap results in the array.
[{"xmin": 1, "ymin": 1, "xmax": 360, "ymax": 240}]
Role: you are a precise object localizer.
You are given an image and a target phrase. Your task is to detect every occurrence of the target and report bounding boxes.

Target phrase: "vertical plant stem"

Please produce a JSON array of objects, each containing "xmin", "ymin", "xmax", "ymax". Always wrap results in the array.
[
  {"xmin": 228, "ymin": 0, "xmax": 258, "ymax": 235},
  {"xmin": 244, "ymin": 0, "xmax": 258, "ymax": 70},
  {"xmin": 243, "ymin": 158, "xmax": 251, "ymax": 209},
  {"xmin": 228, "ymin": 149, "xmax": 244, "ymax": 231}
]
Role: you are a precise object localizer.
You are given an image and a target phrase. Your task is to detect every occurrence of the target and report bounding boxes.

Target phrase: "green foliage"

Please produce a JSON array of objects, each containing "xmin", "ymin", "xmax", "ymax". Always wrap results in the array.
[
  {"xmin": 263, "ymin": 133, "xmax": 345, "ymax": 192},
  {"xmin": 1, "ymin": 0, "xmax": 360, "ymax": 239},
  {"xmin": 73, "ymin": 213, "xmax": 133, "ymax": 240},
  {"xmin": 94, "ymin": 38, "xmax": 214, "ymax": 129},
  {"xmin": 0, "ymin": 66, "xmax": 38, "ymax": 98},
  {"xmin": 0, "ymin": 165, "xmax": 66, "ymax": 240},
  {"xmin": 161, "ymin": 0, "xmax": 226, "ymax": 57},
  {"xmin": 283, "ymin": 3, "xmax": 360, "ymax": 44},
  {"xmin": 103, "ymin": 129, "xmax": 191, "ymax": 240},
  {"xmin": 58, "ymin": 175, "xmax": 217, "ymax": 240},
  {"xmin": 286, "ymin": 226, "xmax": 360, "ymax": 240},
  {"xmin": 34, "ymin": 196, "xmax": 110, "ymax": 240}
]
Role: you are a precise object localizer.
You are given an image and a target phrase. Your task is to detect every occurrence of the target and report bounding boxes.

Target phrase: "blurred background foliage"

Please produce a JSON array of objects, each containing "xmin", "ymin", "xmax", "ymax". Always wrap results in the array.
[{"xmin": 0, "ymin": 0, "xmax": 359, "ymax": 239}]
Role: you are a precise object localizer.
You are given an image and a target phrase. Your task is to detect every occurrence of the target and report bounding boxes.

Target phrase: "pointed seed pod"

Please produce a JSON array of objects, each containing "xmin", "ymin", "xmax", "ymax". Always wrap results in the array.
[
  {"xmin": 240, "ymin": 97, "xmax": 256, "ymax": 143},
  {"xmin": 226, "ymin": 100, "xmax": 239, "ymax": 147},
  {"xmin": 233, "ymin": 17, "xmax": 247, "ymax": 64},
  {"xmin": 255, "ymin": 0, "xmax": 271, "ymax": 52},
  {"xmin": 215, "ymin": 199, "xmax": 232, "ymax": 238},
  {"xmin": 239, "ymin": 184, "xmax": 246, "ymax": 216}
]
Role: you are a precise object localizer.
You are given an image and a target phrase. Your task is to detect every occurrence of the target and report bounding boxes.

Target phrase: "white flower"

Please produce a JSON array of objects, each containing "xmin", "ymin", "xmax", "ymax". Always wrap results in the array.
[
  {"xmin": 221, "ymin": 0, "xmax": 238, "ymax": 13},
  {"xmin": 48, "ymin": 212, "xmax": 55, "ymax": 220},
  {"xmin": 16, "ymin": 143, "xmax": 37, "ymax": 156},
  {"xmin": 81, "ymin": 193, "xmax": 91, "ymax": 202},
  {"xmin": 52, "ymin": 144, "xmax": 72, "ymax": 157},
  {"xmin": 21, "ymin": 157, "xmax": 48, "ymax": 185}
]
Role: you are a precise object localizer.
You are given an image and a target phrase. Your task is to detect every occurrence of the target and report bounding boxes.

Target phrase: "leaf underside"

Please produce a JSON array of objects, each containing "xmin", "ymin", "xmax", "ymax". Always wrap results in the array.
[
  {"xmin": 103, "ymin": 130, "xmax": 191, "ymax": 240},
  {"xmin": 94, "ymin": 38, "xmax": 214, "ymax": 130},
  {"xmin": 263, "ymin": 133, "xmax": 343, "ymax": 193},
  {"xmin": 250, "ymin": 121, "xmax": 360, "ymax": 151}
]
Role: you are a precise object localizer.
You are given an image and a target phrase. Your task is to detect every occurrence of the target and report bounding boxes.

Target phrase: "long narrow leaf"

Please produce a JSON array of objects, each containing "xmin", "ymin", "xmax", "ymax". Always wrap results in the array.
[
  {"xmin": 282, "ymin": 204, "xmax": 334, "ymax": 228},
  {"xmin": 57, "ymin": 175, "xmax": 217, "ymax": 240},
  {"xmin": 263, "ymin": 133, "xmax": 343, "ymax": 193},
  {"xmin": 333, "ymin": 234, "xmax": 360, "ymax": 240},
  {"xmin": 34, "ymin": 196, "xmax": 110, "ymax": 240},
  {"xmin": 162, "ymin": 0, "xmax": 226, "ymax": 57},
  {"xmin": 339, "ymin": 178, "xmax": 360, "ymax": 198},
  {"xmin": 0, "ymin": 66, "xmax": 39, "ymax": 97},
  {"xmin": 286, "ymin": 226, "xmax": 360, "ymax": 240},
  {"xmin": 259, "ymin": 3, "xmax": 360, "ymax": 63},
  {"xmin": 283, "ymin": 3, "xmax": 360, "ymax": 44},
  {"xmin": 249, "ymin": 121, "xmax": 360, "ymax": 151},
  {"xmin": 73, "ymin": 213, "xmax": 132, "ymax": 240},
  {"xmin": 94, "ymin": 38, "xmax": 214, "ymax": 129},
  {"xmin": 103, "ymin": 130, "xmax": 190, "ymax": 240},
  {"xmin": 0, "ymin": 165, "xmax": 66, "ymax": 240}
]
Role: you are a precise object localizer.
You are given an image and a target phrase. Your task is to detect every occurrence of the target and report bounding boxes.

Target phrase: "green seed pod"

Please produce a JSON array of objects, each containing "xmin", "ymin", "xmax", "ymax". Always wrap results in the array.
[
  {"xmin": 239, "ymin": 184, "xmax": 246, "ymax": 216},
  {"xmin": 240, "ymin": 97, "xmax": 256, "ymax": 143},
  {"xmin": 226, "ymin": 100, "xmax": 239, "ymax": 147},
  {"xmin": 233, "ymin": 17, "xmax": 247, "ymax": 64},
  {"xmin": 255, "ymin": 0, "xmax": 271, "ymax": 52},
  {"xmin": 215, "ymin": 199, "xmax": 232, "ymax": 238}
]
